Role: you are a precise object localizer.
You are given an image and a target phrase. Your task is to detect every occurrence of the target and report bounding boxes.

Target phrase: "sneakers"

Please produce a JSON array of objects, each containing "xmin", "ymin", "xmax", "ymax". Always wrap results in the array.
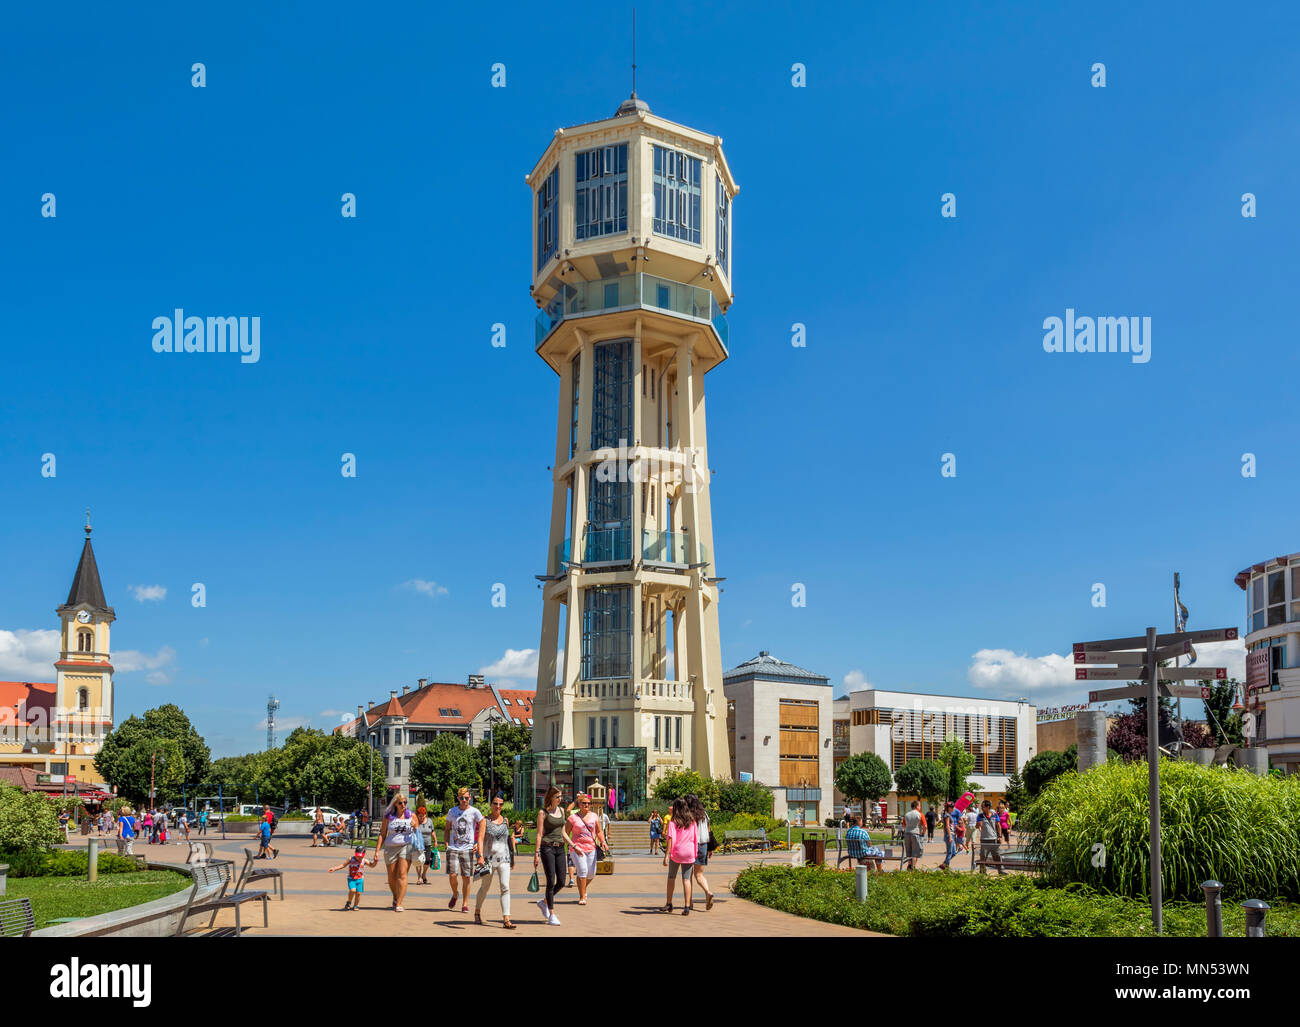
[
  {"xmin": 548, "ymin": 913, "xmax": 561, "ymax": 926},
  {"xmin": 536, "ymin": 898, "xmax": 549, "ymax": 919}
]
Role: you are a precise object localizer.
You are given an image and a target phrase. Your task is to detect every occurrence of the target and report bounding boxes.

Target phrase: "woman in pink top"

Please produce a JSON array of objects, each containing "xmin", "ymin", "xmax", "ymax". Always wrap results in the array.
[
  {"xmin": 566, "ymin": 794, "xmax": 607, "ymax": 905},
  {"xmin": 660, "ymin": 798, "xmax": 696, "ymax": 916}
]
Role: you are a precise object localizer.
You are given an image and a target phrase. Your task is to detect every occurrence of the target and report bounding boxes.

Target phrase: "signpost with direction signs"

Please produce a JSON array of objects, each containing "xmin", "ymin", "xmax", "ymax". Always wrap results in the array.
[{"xmin": 1071, "ymin": 624, "xmax": 1237, "ymax": 935}]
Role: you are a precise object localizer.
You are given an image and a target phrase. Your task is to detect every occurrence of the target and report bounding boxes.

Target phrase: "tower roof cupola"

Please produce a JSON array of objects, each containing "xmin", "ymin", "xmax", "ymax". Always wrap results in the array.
[{"xmin": 59, "ymin": 517, "xmax": 113, "ymax": 617}]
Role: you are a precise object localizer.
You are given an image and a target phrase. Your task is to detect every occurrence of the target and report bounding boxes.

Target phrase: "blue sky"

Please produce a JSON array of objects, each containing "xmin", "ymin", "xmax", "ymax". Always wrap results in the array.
[{"xmin": 2, "ymin": 2, "xmax": 1296, "ymax": 756}]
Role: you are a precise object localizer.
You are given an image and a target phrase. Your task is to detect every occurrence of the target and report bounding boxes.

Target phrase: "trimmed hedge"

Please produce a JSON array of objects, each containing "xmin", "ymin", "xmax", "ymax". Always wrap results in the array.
[{"xmin": 0, "ymin": 849, "xmax": 140, "ymax": 878}]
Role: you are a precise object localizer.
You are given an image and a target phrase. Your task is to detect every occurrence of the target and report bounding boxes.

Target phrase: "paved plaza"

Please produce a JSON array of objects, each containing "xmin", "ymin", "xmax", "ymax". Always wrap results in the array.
[{"xmin": 150, "ymin": 831, "xmax": 979, "ymax": 937}]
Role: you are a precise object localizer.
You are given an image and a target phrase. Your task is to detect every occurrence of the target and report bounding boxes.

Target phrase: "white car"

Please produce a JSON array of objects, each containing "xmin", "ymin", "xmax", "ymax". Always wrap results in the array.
[{"xmin": 301, "ymin": 806, "xmax": 345, "ymax": 821}]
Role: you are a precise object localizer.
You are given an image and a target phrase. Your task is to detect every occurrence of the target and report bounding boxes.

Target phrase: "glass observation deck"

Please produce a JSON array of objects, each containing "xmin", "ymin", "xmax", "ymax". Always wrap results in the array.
[
  {"xmin": 551, "ymin": 528, "xmax": 710, "ymax": 575},
  {"xmin": 535, "ymin": 272, "xmax": 729, "ymax": 349}
]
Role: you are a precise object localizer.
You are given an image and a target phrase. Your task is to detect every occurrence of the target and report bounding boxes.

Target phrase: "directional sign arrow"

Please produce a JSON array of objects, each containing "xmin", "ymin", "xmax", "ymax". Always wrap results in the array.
[
  {"xmin": 1088, "ymin": 685, "xmax": 1148, "ymax": 703},
  {"xmin": 1073, "ymin": 627, "xmax": 1238, "ymax": 653},
  {"xmin": 1076, "ymin": 667, "xmax": 1147, "ymax": 681},
  {"xmin": 1152, "ymin": 639, "xmax": 1194, "ymax": 662},
  {"xmin": 1073, "ymin": 650, "xmax": 1149, "ymax": 666},
  {"xmin": 1159, "ymin": 683, "xmax": 1211, "ymax": 699},
  {"xmin": 1157, "ymin": 667, "xmax": 1227, "ymax": 681}
]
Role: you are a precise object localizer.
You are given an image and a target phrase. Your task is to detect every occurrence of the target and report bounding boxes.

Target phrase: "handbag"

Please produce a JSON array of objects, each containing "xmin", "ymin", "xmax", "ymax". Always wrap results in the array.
[
  {"xmin": 430, "ymin": 847, "xmax": 440, "ymax": 870},
  {"xmin": 706, "ymin": 830, "xmax": 718, "ymax": 853},
  {"xmin": 527, "ymin": 870, "xmax": 540, "ymax": 893}
]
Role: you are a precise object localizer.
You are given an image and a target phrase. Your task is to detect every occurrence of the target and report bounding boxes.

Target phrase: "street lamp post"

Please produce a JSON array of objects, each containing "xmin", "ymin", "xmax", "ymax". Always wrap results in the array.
[{"xmin": 486, "ymin": 711, "xmax": 504, "ymax": 798}]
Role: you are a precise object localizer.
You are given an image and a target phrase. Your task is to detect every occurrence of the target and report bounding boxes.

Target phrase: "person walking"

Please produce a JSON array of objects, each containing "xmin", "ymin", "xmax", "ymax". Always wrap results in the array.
[
  {"xmin": 414, "ymin": 805, "xmax": 434, "ymax": 885},
  {"xmin": 998, "ymin": 801, "xmax": 1011, "ymax": 845},
  {"xmin": 376, "ymin": 793, "xmax": 419, "ymax": 911},
  {"xmin": 597, "ymin": 806, "xmax": 611, "ymax": 858},
  {"xmin": 328, "ymin": 845, "xmax": 369, "ymax": 910},
  {"xmin": 142, "ymin": 809, "xmax": 154, "ymax": 845},
  {"xmin": 648, "ymin": 809, "xmax": 663, "ymax": 855},
  {"xmin": 474, "ymin": 795, "xmax": 517, "ymax": 929},
  {"xmin": 532, "ymin": 786, "xmax": 570, "ymax": 925},
  {"xmin": 311, "ymin": 807, "xmax": 326, "ymax": 847},
  {"xmin": 157, "ymin": 808, "xmax": 169, "ymax": 845},
  {"xmin": 978, "ymin": 800, "xmax": 1006, "ymax": 875},
  {"xmin": 903, "ymin": 800, "xmax": 925, "ymax": 870},
  {"xmin": 116, "ymin": 806, "xmax": 136, "ymax": 856},
  {"xmin": 256, "ymin": 814, "xmax": 279, "ymax": 859},
  {"xmin": 965, "ymin": 804, "xmax": 978, "ymax": 849},
  {"xmin": 660, "ymin": 798, "xmax": 695, "ymax": 915},
  {"xmin": 178, "ymin": 811, "xmax": 191, "ymax": 845},
  {"xmin": 939, "ymin": 800, "xmax": 957, "ymax": 870},
  {"xmin": 685, "ymin": 794, "xmax": 716, "ymax": 910},
  {"xmin": 565, "ymin": 794, "xmax": 606, "ymax": 905},
  {"xmin": 197, "ymin": 807, "xmax": 209, "ymax": 837},
  {"xmin": 445, "ymin": 787, "xmax": 484, "ymax": 915},
  {"xmin": 924, "ymin": 806, "xmax": 937, "ymax": 842}
]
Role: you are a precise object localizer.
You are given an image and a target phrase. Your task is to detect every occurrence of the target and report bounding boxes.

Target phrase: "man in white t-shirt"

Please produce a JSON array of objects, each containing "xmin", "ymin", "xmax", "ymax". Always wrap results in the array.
[
  {"xmin": 903, "ymin": 800, "xmax": 925, "ymax": 870},
  {"xmin": 445, "ymin": 788, "xmax": 485, "ymax": 913}
]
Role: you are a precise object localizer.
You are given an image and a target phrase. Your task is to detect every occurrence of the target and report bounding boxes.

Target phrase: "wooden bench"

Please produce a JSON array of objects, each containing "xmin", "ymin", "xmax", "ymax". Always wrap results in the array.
[
  {"xmin": 0, "ymin": 897, "xmax": 35, "ymax": 938},
  {"xmin": 237, "ymin": 847, "xmax": 285, "ymax": 900},
  {"xmin": 721, "ymin": 829, "xmax": 770, "ymax": 854},
  {"xmin": 176, "ymin": 859, "xmax": 268, "ymax": 936},
  {"xmin": 974, "ymin": 848, "xmax": 1043, "ymax": 874}
]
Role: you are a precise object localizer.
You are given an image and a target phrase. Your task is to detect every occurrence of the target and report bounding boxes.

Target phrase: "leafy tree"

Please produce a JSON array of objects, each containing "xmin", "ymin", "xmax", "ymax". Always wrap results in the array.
[
  {"xmin": 95, "ymin": 704, "xmax": 210, "ymax": 802},
  {"xmin": 651, "ymin": 769, "xmax": 718, "ymax": 808},
  {"xmin": 1203, "ymin": 678, "xmax": 1244, "ymax": 746},
  {"xmin": 834, "ymin": 753, "xmax": 892, "ymax": 812},
  {"xmin": 1021, "ymin": 749, "xmax": 1076, "ymax": 797},
  {"xmin": 475, "ymin": 723, "xmax": 534, "ymax": 800},
  {"xmin": 714, "ymin": 778, "xmax": 774, "ymax": 816},
  {"xmin": 1181, "ymin": 721, "xmax": 1212, "ymax": 749},
  {"xmin": 937, "ymin": 736, "xmax": 975, "ymax": 800},
  {"xmin": 409, "ymin": 734, "xmax": 481, "ymax": 801},
  {"xmin": 298, "ymin": 740, "xmax": 384, "ymax": 810},
  {"xmin": 893, "ymin": 758, "xmax": 947, "ymax": 803},
  {"xmin": 0, "ymin": 788, "xmax": 64, "ymax": 852},
  {"xmin": 1004, "ymin": 769, "xmax": 1027, "ymax": 811}
]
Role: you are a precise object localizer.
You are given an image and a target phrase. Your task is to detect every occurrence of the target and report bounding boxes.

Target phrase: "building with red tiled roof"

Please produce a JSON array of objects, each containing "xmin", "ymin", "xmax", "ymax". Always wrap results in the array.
[{"xmin": 334, "ymin": 674, "xmax": 535, "ymax": 807}]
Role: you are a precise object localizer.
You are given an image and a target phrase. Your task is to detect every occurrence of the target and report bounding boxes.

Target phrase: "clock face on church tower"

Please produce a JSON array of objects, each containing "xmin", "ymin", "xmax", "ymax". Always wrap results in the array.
[{"xmin": 76, "ymin": 610, "xmax": 91, "ymax": 623}]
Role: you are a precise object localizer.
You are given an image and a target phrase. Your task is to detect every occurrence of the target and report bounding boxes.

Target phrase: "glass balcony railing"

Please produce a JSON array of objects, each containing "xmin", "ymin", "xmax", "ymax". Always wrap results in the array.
[
  {"xmin": 550, "ymin": 527, "xmax": 711, "ymax": 575},
  {"xmin": 584, "ymin": 524, "xmax": 631, "ymax": 564},
  {"xmin": 641, "ymin": 529, "xmax": 708, "ymax": 568},
  {"xmin": 535, "ymin": 271, "xmax": 729, "ymax": 349}
]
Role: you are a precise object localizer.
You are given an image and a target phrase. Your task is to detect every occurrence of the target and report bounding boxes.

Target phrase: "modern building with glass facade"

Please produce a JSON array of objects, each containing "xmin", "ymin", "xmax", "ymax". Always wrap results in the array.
[
  {"xmin": 513, "ymin": 747, "xmax": 647, "ymax": 813},
  {"xmin": 1234, "ymin": 553, "xmax": 1300, "ymax": 775},
  {"xmin": 527, "ymin": 91, "xmax": 736, "ymax": 791}
]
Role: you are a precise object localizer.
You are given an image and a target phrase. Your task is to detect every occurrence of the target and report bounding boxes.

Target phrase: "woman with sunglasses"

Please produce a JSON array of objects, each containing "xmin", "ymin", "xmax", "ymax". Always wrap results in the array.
[
  {"xmin": 474, "ymin": 795, "xmax": 517, "ymax": 929},
  {"xmin": 376, "ymin": 793, "xmax": 419, "ymax": 912},
  {"xmin": 532, "ymin": 785, "xmax": 570, "ymax": 925},
  {"xmin": 566, "ymin": 793, "xmax": 607, "ymax": 905}
]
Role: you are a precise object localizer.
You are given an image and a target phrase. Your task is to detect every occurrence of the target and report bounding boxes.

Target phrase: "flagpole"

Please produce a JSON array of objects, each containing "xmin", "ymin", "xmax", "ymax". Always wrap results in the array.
[{"xmin": 1173, "ymin": 573, "xmax": 1183, "ymax": 752}]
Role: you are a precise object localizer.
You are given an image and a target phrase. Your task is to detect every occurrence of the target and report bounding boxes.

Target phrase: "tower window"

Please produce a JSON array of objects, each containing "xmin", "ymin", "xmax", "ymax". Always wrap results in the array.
[
  {"xmin": 716, "ymin": 176, "xmax": 730, "ymax": 276},
  {"xmin": 575, "ymin": 144, "xmax": 628, "ymax": 240},
  {"xmin": 537, "ymin": 166, "xmax": 559, "ymax": 271},
  {"xmin": 590, "ymin": 338, "xmax": 633, "ymax": 449},
  {"xmin": 653, "ymin": 145, "xmax": 702, "ymax": 244},
  {"xmin": 581, "ymin": 585, "xmax": 632, "ymax": 679},
  {"xmin": 78, "ymin": 688, "xmax": 89, "ymax": 712},
  {"xmin": 77, "ymin": 630, "xmax": 93, "ymax": 653}
]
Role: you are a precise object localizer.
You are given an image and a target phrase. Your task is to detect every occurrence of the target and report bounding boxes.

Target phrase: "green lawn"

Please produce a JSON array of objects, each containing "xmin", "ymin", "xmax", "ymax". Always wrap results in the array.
[{"xmin": 10, "ymin": 870, "xmax": 191, "ymax": 931}]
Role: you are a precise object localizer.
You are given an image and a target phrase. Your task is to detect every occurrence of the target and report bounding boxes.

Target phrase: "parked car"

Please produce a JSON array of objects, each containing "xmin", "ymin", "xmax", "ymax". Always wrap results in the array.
[{"xmin": 298, "ymin": 806, "xmax": 345, "ymax": 821}]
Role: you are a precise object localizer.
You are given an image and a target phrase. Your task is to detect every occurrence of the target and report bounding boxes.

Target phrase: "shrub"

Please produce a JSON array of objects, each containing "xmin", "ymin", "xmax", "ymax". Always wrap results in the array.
[
  {"xmin": 0, "ymin": 789, "xmax": 63, "ymax": 852},
  {"xmin": 0, "ymin": 849, "xmax": 138, "ymax": 877},
  {"xmin": 1021, "ymin": 758, "xmax": 1300, "ymax": 901}
]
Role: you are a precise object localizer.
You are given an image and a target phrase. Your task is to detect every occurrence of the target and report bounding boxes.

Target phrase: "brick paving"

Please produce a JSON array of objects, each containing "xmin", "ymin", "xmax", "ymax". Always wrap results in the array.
[{"xmin": 177, "ymin": 834, "xmax": 907, "ymax": 937}]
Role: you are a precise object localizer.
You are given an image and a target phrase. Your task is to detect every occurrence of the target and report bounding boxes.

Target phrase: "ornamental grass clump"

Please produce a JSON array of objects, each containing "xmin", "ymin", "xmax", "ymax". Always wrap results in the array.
[{"xmin": 1021, "ymin": 758, "xmax": 1300, "ymax": 902}]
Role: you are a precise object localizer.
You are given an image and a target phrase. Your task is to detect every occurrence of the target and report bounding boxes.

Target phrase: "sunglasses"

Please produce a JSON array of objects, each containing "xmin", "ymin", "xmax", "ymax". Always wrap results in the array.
[{"xmin": 491, "ymin": 801, "xmax": 504, "ymax": 806}]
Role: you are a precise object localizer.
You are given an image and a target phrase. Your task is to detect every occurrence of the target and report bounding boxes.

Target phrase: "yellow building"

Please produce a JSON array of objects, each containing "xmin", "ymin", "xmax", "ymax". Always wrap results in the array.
[
  {"xmin": 528, "ymin": 91, "xmax": 736, "ymax": 787},
  {"xmin": 0, "ymin": 522, "xmax": 115, "ymax": 786}
]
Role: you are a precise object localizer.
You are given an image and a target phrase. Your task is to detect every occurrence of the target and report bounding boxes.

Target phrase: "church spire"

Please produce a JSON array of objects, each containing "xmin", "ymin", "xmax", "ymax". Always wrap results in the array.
[{"xmin": 63, "ymin": 519, "xmax": 110, "ymax": 612}]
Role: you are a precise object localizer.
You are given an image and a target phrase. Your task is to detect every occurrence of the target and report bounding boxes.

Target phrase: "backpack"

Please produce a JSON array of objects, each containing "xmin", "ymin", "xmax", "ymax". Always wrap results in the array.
[{"xmin": 270, "ymin": 815, "xmax": 279, "ymax": 831}]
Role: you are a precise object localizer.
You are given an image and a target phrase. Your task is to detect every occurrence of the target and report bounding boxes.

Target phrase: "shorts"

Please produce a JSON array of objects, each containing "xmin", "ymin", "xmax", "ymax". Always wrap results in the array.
[
  {"xmin": 447, "ymin": 849, "xmax": 475, "ymax": 877},
  {"xmin": 382, "ymin": 843, "xmax": 414, "ymax": 866},
  {"xmin": 347, "ymin": 878, "xmax": 364, "ymax": 892},
  {"xmin": 905, "ymin": 833, "xmax": 924, "ymax": 858},
  {"xmin": 570, "ymin": 849, "xmax": 597, "ymax": 879},
  {"xmin": 694, "ymin": 844, "xmax": 709, "ymax": 867},
  {"xmin": 311, "ymin": 823, "xmax": 324, "ymax": 835}
]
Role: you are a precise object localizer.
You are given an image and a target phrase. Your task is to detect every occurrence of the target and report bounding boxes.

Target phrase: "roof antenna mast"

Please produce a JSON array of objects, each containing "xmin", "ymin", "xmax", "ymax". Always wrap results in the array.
[{"xmin": 631, "ymin": 7, "xmax": 637, "ymax": 99}]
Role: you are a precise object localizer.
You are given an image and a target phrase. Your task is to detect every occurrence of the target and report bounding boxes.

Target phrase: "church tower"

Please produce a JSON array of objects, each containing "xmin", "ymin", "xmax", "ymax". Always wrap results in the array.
[
  {"xmin": 54, "ymin": 517, "xmax": 115, "ymax": 764},
  {"xmin": 527, "ymin": 93, "xmax": 736, "ymax": 788}
]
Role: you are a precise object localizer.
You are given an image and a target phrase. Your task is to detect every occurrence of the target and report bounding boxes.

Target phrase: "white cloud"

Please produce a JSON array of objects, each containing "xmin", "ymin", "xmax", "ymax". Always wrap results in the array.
[
  {"xmin": 0, "ymin": 629, "xmax": 60, "ymax": 679},
  {"xmin": 480, "ymin": 648, "xmax": 538, "ymax": 689},
  {"xmin": 968, "ymin": 649, "xmax": 1075, "ymax": 696},
  {"xmin": 116, "ymin": 645, "xmax": 178, "ymax": 686},
  {"xmin": 842, "ymin": 669, "xmax": 872, "ymax": 692},
  {"xmin": 1182, "ymin": 639, "xmax": 1247, "ymax": 682},
  {"xmin": 129, "ymin": 584, "xmax": 167, "ymax": 602},
  {"xmin": 402, "ymin": 579, "xmax": 448, "ymax": 597}
]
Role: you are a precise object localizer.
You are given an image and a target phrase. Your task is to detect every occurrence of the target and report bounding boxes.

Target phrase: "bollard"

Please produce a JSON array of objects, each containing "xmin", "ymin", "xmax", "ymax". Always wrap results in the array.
[
  {"xmin": 1240, "ymin": 899, "xmax": 1270, "ymax": 937},
  {"xmin": 855, "ymin": 865, "xmax": 870, "ymax": 902},
  {"xmin": 0, "ymin": 863, "xmax": 7, "ymax": 897},
  {"xmin": 1202, "ymin": 880, "xmax": 1223, "ymax": 938},
  {"xmin": 87, "ymin": 838, "xmax": 99, "ymax": 883}
]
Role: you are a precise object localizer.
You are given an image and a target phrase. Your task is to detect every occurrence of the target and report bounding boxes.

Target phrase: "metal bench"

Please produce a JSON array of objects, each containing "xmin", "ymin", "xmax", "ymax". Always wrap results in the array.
[
  {"xmin": 176, "ymin": 859, "xmax": 268, "ymax": 936},
  {"xmin": 185, "ymin": 841, "xmax": 215, "ymax": 865},
  {"xmin": 0, "ymin": 898, "xmax": 36, "ymax": 938},
  {"xmin": 237, "ymin": 848, "xmax": 284, "ymax": 900},
  {"xmin": 721, "ymin": 829, "xmax": 771, "ymax": 854}
]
